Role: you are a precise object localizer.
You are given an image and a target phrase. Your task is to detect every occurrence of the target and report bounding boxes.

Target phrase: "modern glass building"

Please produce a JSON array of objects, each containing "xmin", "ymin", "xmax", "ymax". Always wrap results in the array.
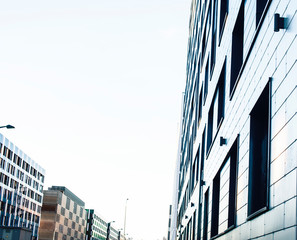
[
  {"xmin": 0, "ymin": 133, "xmax": 45, "ymax": 240},
  {"xmin": 171, "ymin": 0, "xmax": 297, "ymax": 239},
  {"xmin": 39, "ymin": 186, "xmax": 87, "ymax": 240}
]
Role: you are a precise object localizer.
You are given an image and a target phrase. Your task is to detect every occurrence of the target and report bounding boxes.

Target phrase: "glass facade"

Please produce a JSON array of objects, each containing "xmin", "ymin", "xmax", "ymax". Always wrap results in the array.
[{"xmin": 0, "ymin": 133, "xmax": 45, "ymax": 240}]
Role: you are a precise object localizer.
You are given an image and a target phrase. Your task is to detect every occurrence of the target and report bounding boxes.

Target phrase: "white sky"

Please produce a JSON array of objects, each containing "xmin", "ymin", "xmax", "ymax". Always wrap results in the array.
[{"xmin": 0, "ymin": 1, "xmax": 190, "ymax": 239}]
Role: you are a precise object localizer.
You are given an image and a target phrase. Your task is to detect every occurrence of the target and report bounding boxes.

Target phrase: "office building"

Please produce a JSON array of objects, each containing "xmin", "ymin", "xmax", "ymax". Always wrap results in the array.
[
  {"xmin": 0, "ymin": 134, "xmax": 45, "ymax": 240},
  {"xmin": 86, "ymin": 209, "xmax": 122, "ymax": 240},
  {"xmin": 39, "ymin": 186, "xmax": 87, "ymax": 240},
  {"xmin": 171, "ymin": 0, "xmax": 296, "ymax": 239},
  {"xmin": 86, "ymin": 209, "xmax": 108, "ymax": 240}
]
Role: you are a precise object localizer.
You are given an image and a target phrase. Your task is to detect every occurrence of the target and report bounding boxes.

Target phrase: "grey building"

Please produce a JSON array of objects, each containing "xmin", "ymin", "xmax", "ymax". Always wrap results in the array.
[
  {"xmin": 171, "ymin": 0, "xmax": 297, "ymax": 239},
  {"xmin": 0, "ymin": 134, "xmax": 45, "ymax": 240}
]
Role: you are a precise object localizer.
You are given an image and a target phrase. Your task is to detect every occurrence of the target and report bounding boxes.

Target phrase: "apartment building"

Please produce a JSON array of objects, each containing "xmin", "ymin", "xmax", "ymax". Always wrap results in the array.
[
  {"xmin": 171, "ymin": 0, "xmax": 297, "ymax": 239},
  {"xmin": 39, "ymin": 186, "xmax": 87, "ymax": 240},
  {"xmin": 0, "ymin": 133, "xmax": 45, "ymax": 240}
]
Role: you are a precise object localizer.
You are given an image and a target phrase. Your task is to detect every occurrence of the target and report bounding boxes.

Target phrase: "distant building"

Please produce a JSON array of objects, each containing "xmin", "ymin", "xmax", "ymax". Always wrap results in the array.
[
  {"xmin": 86, "ymin": 209, "xmax": 107, "ymax": 240},
  {"xmin": 0, "ymin": 134, "xmax": 45, "ymax": 240},
  {"xmin": 86, "ymin": 209, "xmax": 121, "ymax": 240},
  {"xmin": 172, "ymin": 0, "xmax": 297, "ymax": 239},
  {"xmin": 39, "ymin": 186, "xmax": 87, "ymax": 240}
]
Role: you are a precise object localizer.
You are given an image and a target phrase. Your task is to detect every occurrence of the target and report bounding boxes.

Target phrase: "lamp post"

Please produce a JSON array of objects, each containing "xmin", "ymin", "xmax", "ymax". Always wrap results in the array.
[
  {"xmin": 106, "ymin": 221, "xmax": 115, "ymax": 240},
  {"xmin": 124, "ymin": 198, "xmax": 128, "ymax": 239}
]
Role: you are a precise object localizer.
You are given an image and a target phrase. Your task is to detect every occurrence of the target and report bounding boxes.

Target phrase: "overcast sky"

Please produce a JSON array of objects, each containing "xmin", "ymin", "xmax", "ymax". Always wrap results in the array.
[{"xmin": 0, "ymin": 1, "xmax": 190, "ymax": 239}]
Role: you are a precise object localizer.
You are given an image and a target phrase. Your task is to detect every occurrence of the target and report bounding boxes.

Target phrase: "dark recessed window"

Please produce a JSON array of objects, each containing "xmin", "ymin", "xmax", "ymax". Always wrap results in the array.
[
  {"xmin": 219, "ymin": 0, "xmax": 228, "ymax": 39},
  {"xmin": 204, "ymin": 57, "xmax": 209, "ymax": 104},
  {"xmin": 230, "ymin": 2, "xmax": 244, "ymax": 97},
  {"xmin": 66, "ymin": 198, "xmax": 70, "ymax": 210},
  {"xmin": 203, "ymin": 188, "xmax": 209, "ymax": 240},
  {"xmin": 198, "ymin": 85, "xmax": 203, "ymax": 127},
  {"xmin": 248, "ymin": 81, "xmax": 270, "ymax": 218},
  {"xmin": 211, "ymin": 137, "xmax": 239, "ymax": 237},
  {"xmin": 206, "ymin": 60, "xmax": 226, "ymax": 153},
  {"xmin": 211, "ymin": 0, "xmax": 218, "ymax": 73},
  {"xmin": 256, "ymin": 0, "xmax": 269, "ymax": 26}
]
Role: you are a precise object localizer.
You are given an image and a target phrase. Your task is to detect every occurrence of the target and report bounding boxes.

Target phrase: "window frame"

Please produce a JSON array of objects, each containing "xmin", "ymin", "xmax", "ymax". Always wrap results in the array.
[{"xmin": 247, "ymin": 80, "xmax": 271, "ymax": 220}]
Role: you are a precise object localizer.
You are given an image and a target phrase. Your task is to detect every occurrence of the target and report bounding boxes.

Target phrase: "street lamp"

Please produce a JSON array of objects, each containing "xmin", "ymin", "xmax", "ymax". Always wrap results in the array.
[
  {"xmin": 0, "ymin": 125, "xmax": 15, "ymax": 129},
  {"xmin": 106, "ymin": 221, "xmax": 115, "ymax": 240},
  {"xmin": 124, "ymin": 198, "xmax": 129, "ymax": 239}
]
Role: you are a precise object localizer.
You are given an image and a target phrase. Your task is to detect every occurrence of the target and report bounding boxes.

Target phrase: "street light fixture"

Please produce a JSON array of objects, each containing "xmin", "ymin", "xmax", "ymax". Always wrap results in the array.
[{"xmin": 0, "ymin": 125, "xmax": 15, "ymax": 129}]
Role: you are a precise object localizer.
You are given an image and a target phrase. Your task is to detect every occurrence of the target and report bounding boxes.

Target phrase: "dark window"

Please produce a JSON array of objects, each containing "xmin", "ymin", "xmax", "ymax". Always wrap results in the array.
[
  {"xmin": 203, "ymin": 189, "xmax": 209, "ymax": 240},
  {"xmin": 61, "ymin": 207, "xmax": 65, "ymax": 216},
  {"xmin": 219, "ymin": 0, "xmax": 228, "ymax": 39},
  {"xmin": 230, "ymin": 2, "xmax": 244, "ymax": 97},
  {"xmin": 206, "ymin": 60, "xmax": 226, "ymax": 153},
  {"xmin": 198, "ymin": 85, "xmax": 203, "ymax": 126},
  {"xmin": 248, "ymin": 82, "xmax": 270, "ymax": 218},
  {"xmin": 73, "ymin": 203, "xmax": 77, "ymax": 214},
  {"xmin": 256, "ymin": 0, "xmax": 269, "ymax": 26},
  {"xmin": 211, "ymin": 137, "xmax": 238, "ymax": 237},
  {"xmin": 204, "ymin": 57, "xmax": 209, "ymax": 104},
  {"xmin": 59, "ymin": 224, "xmax": 63, "ymax": 233},
  {"xmin": 211, "ymin": 0, "xmax": 218, "ymax": 73},
  {"xmin": 66, "ymin": 198, "xmax": 70, "ymax": 210},
  {"xmin": 80, "ymin": 207, "xmax": 83, "ymax": 217}
]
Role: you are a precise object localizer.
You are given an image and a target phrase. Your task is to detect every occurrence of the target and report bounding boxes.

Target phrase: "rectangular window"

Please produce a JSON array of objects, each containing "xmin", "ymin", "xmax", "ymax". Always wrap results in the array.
[
  {"xmin": 248, "ymin": 81, "xmax": 270, "ymax": 218},
  {"xmin": 203, "ymin": 189, "xmax": 209, "ymax": 240},
  {"xmin": 230, "ymin": 2, "xmax": 244, "ymax": 97},
  {"xmin": 206, "ymin": 60, "xmax": 226, "ymax": 154},
  {"xmin": 211, "ymin": 137, "xmax": 239, "ymax": 237},
  {"xmin": 66, "ymin": 198, "xmax": 70, "ymax": 210},
  {"xmin": 211, "ymin": 0, "xmax": 218, "ymax": 72},
  {"xmin": 198, "ymin": 85, "xmax": 203, "ymax": 127},
  {"xmin": 204, "ymin": 57, "xmax": 209, "ymax": 104}
]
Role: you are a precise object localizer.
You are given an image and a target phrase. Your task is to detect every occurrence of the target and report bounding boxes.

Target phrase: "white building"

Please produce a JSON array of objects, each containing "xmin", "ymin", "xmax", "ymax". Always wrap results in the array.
[
  {"xmin": 171, "ymin": 0, "xmax": 297, "ymax": 239},
  {"xmin": 0, "ymin": 133, "xmax": 45, "ymax": 239}
]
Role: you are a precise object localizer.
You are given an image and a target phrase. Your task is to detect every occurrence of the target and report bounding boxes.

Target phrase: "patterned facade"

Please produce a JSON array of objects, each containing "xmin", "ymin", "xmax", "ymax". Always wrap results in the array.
[
  {"xmin": 0, "ymin": 133, "xmax": 45, "ymax": 240},
  {"xmin": 39, "ymin": 186, "xmax": 87, "ymax": 240},
  {"xmin": 171, "ymin": 0, "xmax": 297, "ymax": 239}
]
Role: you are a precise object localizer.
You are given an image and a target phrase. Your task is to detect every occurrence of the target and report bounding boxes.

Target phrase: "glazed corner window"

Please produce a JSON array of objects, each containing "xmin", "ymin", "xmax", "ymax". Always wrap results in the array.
[
  {"xmin": 211, "ymin": 137, "xmax": 238, "ymax": 237},
  {"xmin": 248, "ymin": 81, "xmax": 270, "ymax": 218},
  {"xmin": 219, "ymin": 0, "xmax": 228, "ymax": 39},
  {"xmin": 230, "ymin": 2, "xmax": 244, "ymax": 97}
]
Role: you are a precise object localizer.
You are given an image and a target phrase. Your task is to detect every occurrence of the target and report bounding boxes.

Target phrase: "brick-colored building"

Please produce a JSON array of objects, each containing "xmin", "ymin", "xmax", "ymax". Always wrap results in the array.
[{"xmin": 39, "ymin": 186, "xmax": 87, "ymax": 240}]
